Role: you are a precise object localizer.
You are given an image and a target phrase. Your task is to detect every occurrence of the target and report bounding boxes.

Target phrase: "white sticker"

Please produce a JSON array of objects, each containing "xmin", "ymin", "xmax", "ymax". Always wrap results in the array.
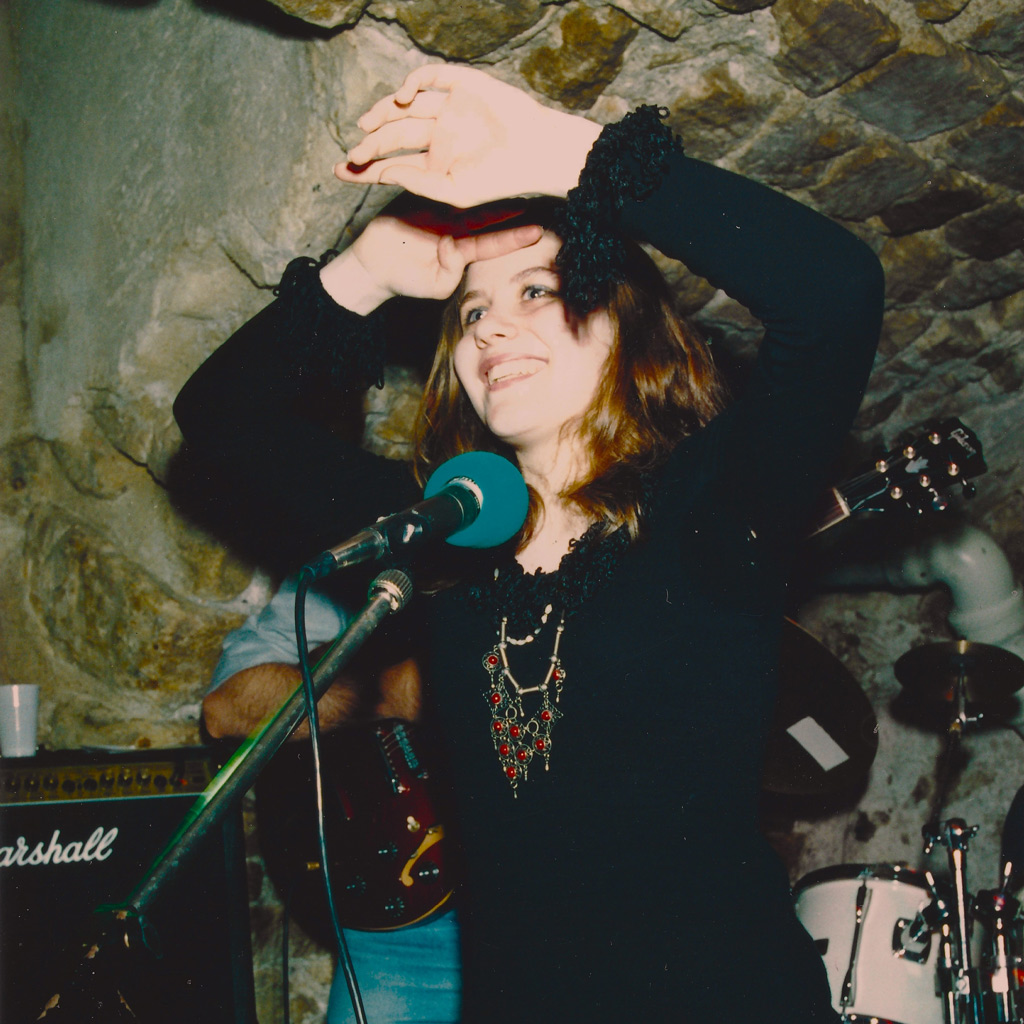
[{"xmin": 786, "ymin": 716, "xmax": 849, "ymax": 771}]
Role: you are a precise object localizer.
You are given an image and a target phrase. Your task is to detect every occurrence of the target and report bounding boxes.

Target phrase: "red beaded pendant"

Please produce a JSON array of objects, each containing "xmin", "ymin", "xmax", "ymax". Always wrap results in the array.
[{"xmin": 481, "ymin": 613, "xmax": 566, "ymax": 793}]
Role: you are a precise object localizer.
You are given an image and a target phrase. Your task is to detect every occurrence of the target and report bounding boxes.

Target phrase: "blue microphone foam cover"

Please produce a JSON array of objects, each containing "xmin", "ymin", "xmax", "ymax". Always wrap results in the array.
[{"xmin": 424, "ymin": 451, "xmax": 528, "ymax": 549}]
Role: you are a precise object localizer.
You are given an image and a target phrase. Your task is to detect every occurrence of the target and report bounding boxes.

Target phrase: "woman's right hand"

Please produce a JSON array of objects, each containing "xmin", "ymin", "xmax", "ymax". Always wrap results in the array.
[
  {"xmin": 320, "ymin": 197, "xmax": 543, "ymax": 314},
  {"xmin": 334, "ymin": 64, "xmax": 602, "ymax": 208}
]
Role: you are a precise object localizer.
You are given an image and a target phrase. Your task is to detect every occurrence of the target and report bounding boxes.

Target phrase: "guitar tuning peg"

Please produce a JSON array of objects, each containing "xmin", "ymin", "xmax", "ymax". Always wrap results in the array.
[
  {"xmin": 961, "ymin": 481, "xmax": 977, "ymax": 499},
  {"xmin": 946, "ymin": 461, "xmax": 960, "ymax": 477}
]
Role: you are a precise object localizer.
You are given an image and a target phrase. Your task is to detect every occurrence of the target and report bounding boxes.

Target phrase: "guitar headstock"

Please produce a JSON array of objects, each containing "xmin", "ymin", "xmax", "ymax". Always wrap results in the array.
[{"xmin": 840, "ymin": 418, "xmax": 987, "ymax": 519}]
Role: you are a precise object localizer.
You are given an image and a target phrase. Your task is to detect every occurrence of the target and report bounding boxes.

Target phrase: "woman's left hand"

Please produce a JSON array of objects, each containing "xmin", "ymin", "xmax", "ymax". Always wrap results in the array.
[
  {"xmin": 334, "ymin": 64, "xmax": 602, "ymax": 208},
  {"xmin": 319, "ymin": 196, "xmax": 543, "ymax": 313}
]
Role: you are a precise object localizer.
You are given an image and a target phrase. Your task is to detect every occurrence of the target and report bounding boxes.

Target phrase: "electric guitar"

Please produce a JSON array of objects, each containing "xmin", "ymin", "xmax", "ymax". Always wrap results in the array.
[
  {"xmin": 764, "ymin": 417, "xmax": 986, "ymax": 796},
  {"xmin": 255, "ymin": 718, "xmax": 452, "ymax": 936},
  {"xmin": 810, "ymin": 417, "xmax": 986, "ymax": 535}
]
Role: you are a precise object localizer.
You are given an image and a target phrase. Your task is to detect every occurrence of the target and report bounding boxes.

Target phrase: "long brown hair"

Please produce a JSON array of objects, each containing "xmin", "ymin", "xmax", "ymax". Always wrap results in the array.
[{"xmin": 413, "ymin": 234, "xmax": 727, "ymax": 544}]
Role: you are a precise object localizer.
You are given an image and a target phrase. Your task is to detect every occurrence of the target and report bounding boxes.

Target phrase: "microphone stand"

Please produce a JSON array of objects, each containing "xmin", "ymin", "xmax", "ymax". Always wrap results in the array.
[{"xmin": 33, "ymin": 568, "xmax": 414, "ymax": 1021}]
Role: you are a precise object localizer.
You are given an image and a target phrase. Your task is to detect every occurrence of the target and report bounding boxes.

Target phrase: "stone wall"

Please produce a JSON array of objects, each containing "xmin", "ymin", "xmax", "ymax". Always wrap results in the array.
[{"xmin": 4, "ymin": 0, "xmax": 1024, "ymax": 1019}]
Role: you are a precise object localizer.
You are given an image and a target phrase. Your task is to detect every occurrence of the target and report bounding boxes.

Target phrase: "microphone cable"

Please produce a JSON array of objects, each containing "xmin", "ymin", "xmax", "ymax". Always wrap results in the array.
[
  {"xmin": 293, "ymin": 565, "xmax": 368, "ymax": 1024},
  {"xmin": 281, "ymin": 451, "xmax": 526, "ymax": 1024}
]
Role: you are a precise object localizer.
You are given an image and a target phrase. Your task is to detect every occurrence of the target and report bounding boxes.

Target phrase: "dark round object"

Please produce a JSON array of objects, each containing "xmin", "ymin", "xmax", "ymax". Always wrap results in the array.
[
  {"xmin": 895, "ymin": 640, "xmax": 1024, "ymax": 704},
  {"xmin": 762, "ymin": 620, "xmax": 879, "ymax": 797}
]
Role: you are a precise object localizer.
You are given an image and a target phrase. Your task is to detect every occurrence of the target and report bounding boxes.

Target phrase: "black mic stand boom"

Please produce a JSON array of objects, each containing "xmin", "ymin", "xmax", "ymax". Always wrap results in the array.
[{"xmin": 34, "ymin": 568, "xmax": 414, "ymax": 1021}]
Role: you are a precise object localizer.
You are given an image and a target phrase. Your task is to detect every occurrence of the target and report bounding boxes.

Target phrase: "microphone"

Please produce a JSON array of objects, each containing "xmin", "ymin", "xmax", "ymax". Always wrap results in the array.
[{"xmin": 315, "ymin": 451, "xmax": 528, "ymax": 575}]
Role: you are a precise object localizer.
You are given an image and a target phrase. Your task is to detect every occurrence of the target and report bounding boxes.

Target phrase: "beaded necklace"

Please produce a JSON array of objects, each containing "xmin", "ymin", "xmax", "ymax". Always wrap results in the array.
[
  {"xmin": 481, "ymin": 605, "xmax": 566, "ymax": 794},
  {"xmin": 462, "ymin": 522, "xmax": 632, "ymax": 794}
]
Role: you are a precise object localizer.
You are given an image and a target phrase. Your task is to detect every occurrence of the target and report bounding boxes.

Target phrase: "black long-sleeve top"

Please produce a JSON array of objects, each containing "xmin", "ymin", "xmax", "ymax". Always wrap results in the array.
[{"xmin": 176, "ymin": 138, "xmax": 883, "ymax": 1023}]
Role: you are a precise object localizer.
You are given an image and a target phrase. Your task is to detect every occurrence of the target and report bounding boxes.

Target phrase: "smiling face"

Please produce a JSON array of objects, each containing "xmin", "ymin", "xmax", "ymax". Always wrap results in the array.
[{"xmin": 452, "ymin": 233, "xmax": 614, "ymax": 458}]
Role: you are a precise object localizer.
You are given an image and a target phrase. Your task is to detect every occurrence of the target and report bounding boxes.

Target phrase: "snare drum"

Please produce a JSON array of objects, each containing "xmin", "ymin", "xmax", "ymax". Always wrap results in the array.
[{"xmin": 793, "ymin": 864, "xmax": 944, "ymax": 1024}]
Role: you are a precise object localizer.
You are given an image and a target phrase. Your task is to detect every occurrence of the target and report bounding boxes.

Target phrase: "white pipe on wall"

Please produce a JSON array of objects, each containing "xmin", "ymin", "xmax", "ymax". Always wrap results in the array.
[{"xmin": 826, "ymin": 524, "xmax": 1024, "ymax": 663}]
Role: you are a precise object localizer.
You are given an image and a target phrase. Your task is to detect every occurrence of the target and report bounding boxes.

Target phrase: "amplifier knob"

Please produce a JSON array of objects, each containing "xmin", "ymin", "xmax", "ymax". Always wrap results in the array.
[
  {"xmin": 25, "ymin": 776, "xmax": 40, "ymax": 790},
  {"xmin": 83, "ymin": 777, "xmax": 98, "ymax": 792},
  {"xmin": 61, "ymin": 779, "xmax": 76, "ymax": 794},
  {"xmin": 44, "ymin": 775, "xmax": 57, "ymax": 789},
  {"xmin": 154, "ymin": 774, "xmax": 168, "ymax": 789}
]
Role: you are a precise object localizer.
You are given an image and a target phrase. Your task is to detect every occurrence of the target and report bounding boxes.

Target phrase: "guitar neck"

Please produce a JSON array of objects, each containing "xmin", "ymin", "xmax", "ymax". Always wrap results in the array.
[
  {"xmin": 809, "ymin": 487, "xmax": 852, "ymax": 537},
  {"xmin": 805, "ymin": 418, "xmax": 984, "ymax": 539}
]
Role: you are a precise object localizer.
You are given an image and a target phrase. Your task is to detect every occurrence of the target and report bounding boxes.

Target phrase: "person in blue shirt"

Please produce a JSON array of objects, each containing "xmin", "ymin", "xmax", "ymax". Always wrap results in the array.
[{"xmin": 205, "ymin": 576, "xmax": 460, "ymax": 1024}]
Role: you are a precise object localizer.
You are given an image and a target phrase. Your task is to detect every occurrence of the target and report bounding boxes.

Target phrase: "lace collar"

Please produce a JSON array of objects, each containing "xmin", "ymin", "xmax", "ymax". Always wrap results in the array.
[{"xmin": 459, "ymin": 521, "xmax": 632, "ymax": 636}]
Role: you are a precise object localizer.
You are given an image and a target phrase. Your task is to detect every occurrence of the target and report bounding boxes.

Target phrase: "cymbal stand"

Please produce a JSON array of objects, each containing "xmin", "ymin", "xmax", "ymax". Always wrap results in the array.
[
  {"xmin": 922, "ymin": 870, "xmax": 960, "ymax": 1024},
  {"xmin": 926, "ymin": 651, "xmax": 982, "ymax": 832},
  {"xmin": 974, "ymin": 861, "xmax": 1023, "ymax": 1024},
  {"xmin": 925, "ymin": 818, "xmax": 983, "ymax": 1024}
]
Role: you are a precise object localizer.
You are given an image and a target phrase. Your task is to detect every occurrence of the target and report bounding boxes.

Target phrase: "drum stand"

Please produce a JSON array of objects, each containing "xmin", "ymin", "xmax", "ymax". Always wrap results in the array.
[
  {"xmin": 924, "ymin": 818, "xmax": 983, "ymax": 1024},
  {"xmin": 975, "ymin": 862, "xmax": 1022, "ymax": 1024},
  {"xmin": 895, "ymin": 640, "xmax": 1024, "ymax": 1024},
  {"xmin": 921, "ymin": 822, "xmax": 1022, "ymax": 1024}
]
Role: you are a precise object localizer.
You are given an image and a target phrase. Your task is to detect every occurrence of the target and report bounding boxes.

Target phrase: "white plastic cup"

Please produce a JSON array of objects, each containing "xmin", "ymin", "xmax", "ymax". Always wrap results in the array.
[{"xmin": 0, "ymin": 684, "xmax": 40, "ymax": 757}]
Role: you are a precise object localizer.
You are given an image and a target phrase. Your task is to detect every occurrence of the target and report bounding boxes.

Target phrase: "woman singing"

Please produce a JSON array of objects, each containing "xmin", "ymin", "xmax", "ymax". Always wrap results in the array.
[{"xmin": 176, "ymin": 65, "xmax": 882, "ymax": 1023}]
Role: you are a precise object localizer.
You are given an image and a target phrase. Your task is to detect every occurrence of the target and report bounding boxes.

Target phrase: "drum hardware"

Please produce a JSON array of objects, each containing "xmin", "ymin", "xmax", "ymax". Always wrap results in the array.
[
  {"xmin": 939, "ymin": 919, "xmax": 964, "ymax": 1024},
  {"xmin": 974, "ymin": 861, "xmax": 1022, "ymax": 1023},
  {"xmin": 925, "ymin": 818, "xmax": 985, "ymax": 1024},
  {"xmin": 839, "ymin": 877, "xmax": 872, "ymax": 1012},
  {"xmin": 893, "ymin": 919, "xmax": 933, "ymax": 962},
  {"xmin": 793, "ymin": 848, "xmax": 1022, "ymax": 1024},
  {"xmin": 896, "ymin": 640, "xmax": 1024, "ymax": 837},
  {"xmin": 894, "ymin": 880, "xmax": 948, "ymax": 964},
  {"xmin": 897, "ymin": 917, "xmax": 937, "ymax": 962},
  {"xmin": 794, "ymin": 863, "xmax": 949, "ymax": 1024},
  {"xmin": 792, "ymin": 640, "xmax": 1024, "ymax": 1024},
  {"xmin": 901, "ymin": 640, "xmax": 1024, "ymax": 1024}
]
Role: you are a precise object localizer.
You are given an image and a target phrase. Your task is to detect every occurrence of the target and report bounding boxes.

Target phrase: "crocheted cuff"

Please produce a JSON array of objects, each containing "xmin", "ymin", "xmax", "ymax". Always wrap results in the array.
[
  {"xmin": 554, "ymin": 105, "xmax": 681, "ymax": 316},
  {"xmin": 274, "ymin": 251, "xmax": 387, "ymax": 392}
]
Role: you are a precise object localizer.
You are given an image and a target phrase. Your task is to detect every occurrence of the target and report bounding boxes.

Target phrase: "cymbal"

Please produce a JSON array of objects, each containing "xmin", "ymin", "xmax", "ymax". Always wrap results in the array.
[
  {"xmin": 762, "ymin": 619, "xmax": 878, "ymax": 798},
  {"xmin": 895, "ymin": 639, "xmax": 1024, "ymax": 704}
]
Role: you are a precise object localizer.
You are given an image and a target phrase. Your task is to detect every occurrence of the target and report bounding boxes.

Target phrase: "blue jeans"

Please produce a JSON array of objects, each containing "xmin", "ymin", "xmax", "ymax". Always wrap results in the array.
[{"xmin": 326, "ymin": 911, "xmax": 461, "ymax": 1024}]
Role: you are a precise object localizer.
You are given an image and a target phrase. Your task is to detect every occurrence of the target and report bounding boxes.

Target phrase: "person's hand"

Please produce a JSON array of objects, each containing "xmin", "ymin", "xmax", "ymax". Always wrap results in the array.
[
  {"xmin": 320, "ymin": 196, "xmax": 543, "ymax": 314},
  {"xmin": 334, "ymin": 64, "xmax": 602, "ymax": 208}
]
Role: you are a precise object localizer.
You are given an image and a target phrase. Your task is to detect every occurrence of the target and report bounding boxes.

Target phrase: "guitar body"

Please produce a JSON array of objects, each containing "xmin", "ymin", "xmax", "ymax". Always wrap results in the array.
[{"xmin": 256, "ymin": 719, "xmax": 452, "ymax": 936}]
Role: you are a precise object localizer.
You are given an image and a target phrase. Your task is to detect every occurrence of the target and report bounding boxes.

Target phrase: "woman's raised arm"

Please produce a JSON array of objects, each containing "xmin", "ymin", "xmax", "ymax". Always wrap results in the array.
[{"xmin": 335, "ymin": 64, "xmax": 602, "ymax": 207}]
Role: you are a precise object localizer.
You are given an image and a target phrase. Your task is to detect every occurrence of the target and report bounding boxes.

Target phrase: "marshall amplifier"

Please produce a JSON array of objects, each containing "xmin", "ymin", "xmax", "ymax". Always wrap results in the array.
[{"xmin": 0, "ymin": 747, "xmax": 255, "ymax": 1024}]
